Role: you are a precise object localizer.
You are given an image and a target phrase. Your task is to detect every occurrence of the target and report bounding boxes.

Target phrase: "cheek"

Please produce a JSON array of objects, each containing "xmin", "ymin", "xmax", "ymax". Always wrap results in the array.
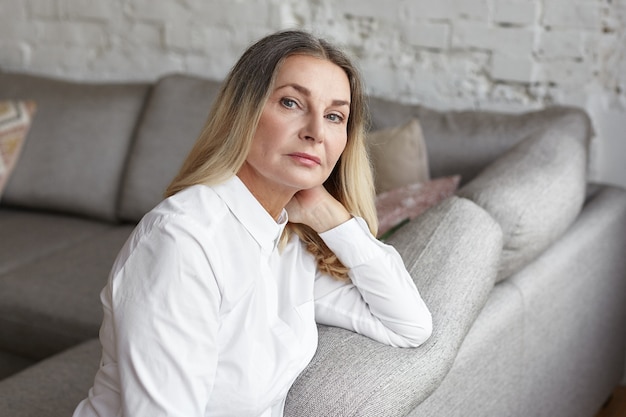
[{"xmin": 329, "ymin": 135, "xmax": 348, "ymax": 165}]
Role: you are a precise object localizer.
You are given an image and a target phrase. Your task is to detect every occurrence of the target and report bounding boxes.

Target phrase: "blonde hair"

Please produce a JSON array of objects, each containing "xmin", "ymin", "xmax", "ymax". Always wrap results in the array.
[{"xmin": 165, "ymin": 30, "xmax": 377, "ymax": 280}]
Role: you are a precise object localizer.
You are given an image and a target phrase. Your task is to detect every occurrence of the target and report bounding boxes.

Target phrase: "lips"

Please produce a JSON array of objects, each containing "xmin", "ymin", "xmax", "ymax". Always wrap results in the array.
[{"xmin": 288, "ymin": 152, "xmax": 321, "ymax": 165}]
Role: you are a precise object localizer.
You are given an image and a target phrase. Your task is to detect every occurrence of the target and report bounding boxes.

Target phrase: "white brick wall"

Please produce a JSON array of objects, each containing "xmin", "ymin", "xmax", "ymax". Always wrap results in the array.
[{"xmin": 0, "ymin": 0, "xmax": 624, "ymax": 187}]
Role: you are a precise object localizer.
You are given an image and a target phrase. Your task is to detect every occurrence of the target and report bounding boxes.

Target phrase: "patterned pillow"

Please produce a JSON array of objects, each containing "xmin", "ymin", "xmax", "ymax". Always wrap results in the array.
[
  {"xmin": 0, "ymin": 101, "xmax": 37, "ymax": 198},
  {"xmin": 376, "ymin": 175, "xmax": 461, "ymax": 239}
]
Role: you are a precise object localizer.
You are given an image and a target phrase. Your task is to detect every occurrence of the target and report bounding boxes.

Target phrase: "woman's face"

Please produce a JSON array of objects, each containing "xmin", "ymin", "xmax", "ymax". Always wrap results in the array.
[{"xmin": 240, "ymin": 54, "xmax": 351, "ymax": 197}]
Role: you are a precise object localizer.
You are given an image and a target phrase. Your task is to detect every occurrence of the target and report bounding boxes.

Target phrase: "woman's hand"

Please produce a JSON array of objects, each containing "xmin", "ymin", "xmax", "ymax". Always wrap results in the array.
[{"xmin": 286, "ymin": 186, "xmax": 351, "ymax": 233}]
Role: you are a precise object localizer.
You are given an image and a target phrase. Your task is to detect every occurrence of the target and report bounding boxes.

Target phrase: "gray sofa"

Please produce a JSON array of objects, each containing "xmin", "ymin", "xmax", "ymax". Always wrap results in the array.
[{"xmin": 0, "ymin": 71, "xmax": 625, "ymax": 417}]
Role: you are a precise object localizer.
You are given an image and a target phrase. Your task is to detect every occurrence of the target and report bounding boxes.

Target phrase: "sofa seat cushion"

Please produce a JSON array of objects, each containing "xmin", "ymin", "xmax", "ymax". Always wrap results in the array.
[
  {"xmin": 285, "ymin": 196, "xmax": 502, "ymax": 416},
  {"xmin": 0, "ymin": 209, "xmax": 112, "ymax": 275},
  {"xmin": 0, "ymin": 226, "xmax": 133, "ymax": 359},
  {"xmin": 118, "ymin": 74, "xmax": 222, "ymax": 222},
  {"xmin": 458, "ymin": 112, "xmax": 589, "ymax": 281},
  {"xmin": 0, "ymin": 73, "xmax": 150, "ymax": 221},
  {"xmin": 0, "ymin": 339, "xmax": 101, "ymax": 417},
  {"xmin": 509, "ymin": 186, "xmax": 626, "ymax": 416}
]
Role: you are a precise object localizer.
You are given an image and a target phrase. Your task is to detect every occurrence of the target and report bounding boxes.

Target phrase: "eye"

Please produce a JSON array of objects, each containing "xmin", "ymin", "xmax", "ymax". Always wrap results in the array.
[
  {"xmin": 326, "ymin": 113, "xmax": 345, "ymax": 123},
  {"xmin": 280, "ymin": 98, "xmax": 298, "ymax": 109}
]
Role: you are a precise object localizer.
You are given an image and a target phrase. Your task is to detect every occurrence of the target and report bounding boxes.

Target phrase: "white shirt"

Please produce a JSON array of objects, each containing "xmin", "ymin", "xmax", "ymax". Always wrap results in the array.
[{"xmin": 73, "ymin": 176, "xmax": 431, "ymax": 417}]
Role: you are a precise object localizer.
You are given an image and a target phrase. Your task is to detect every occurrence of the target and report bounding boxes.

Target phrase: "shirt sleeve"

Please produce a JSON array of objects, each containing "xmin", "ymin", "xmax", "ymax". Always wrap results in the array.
[
  {"xmin": 109, "ymin": 215, "xmax": 220, "ymax": 416},
  {"xmin": 313, "ymin": 217, "xmax": 432, "ymax": 348}
]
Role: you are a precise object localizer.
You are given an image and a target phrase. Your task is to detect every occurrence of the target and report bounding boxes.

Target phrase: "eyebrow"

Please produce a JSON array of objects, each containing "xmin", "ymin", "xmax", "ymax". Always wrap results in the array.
[{"xmin": 276, "ymin": 83, "xmax": 351, "ymax": 107}]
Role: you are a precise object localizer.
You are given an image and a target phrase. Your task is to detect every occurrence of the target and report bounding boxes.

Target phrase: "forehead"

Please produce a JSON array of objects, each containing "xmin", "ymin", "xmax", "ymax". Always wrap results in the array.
[{"xmin": 274, "ymin": 54, "xmax": 351, "ymax": 101}]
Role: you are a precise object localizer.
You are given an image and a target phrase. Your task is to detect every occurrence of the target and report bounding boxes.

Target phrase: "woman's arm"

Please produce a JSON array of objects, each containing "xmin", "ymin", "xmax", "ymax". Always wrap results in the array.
[
  {"xmin": 314, "ymin": 217, "xmax": 432, "ymax": 347},
  {"xmin": 287, "ymin": 186, "xmax": 432, "ymax": 348},
  {"xmin": 110, "ymin": 216, "xmax": 220, "ymax": 416}
]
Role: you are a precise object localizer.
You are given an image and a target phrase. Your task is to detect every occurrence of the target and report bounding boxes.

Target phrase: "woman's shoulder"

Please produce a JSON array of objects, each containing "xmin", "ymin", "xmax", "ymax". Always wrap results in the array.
[{"xmin": 138, "ymin": 184, "xmax": 229, "ymax": 237}]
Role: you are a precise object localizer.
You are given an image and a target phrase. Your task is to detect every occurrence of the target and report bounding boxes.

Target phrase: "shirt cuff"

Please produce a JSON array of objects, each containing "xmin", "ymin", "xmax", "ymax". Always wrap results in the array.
[{"xmin": 319, "ymin": 217, "xmax": 383, "ymax": 268}]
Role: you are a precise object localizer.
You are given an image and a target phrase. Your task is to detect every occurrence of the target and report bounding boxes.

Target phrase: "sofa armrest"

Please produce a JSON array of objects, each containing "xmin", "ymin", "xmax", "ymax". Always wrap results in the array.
[{"xmin": 285, "ymin": 196, "xmax": 502, "ymax": 417}]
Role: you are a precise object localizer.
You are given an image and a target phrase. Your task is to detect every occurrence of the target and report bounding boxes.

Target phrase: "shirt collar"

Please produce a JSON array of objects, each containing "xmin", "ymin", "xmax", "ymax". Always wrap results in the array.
[{"xmin": 212, "ymin": 176, "xmax": 288, "ymax": 254}]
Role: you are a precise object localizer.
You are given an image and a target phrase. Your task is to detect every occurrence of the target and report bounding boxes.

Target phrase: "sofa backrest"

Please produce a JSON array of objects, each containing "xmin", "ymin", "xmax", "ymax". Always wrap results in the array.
[
  {"xmin": 116, "ymin": 74, "xmax": 222, "ymax": 222},
  {"xmin": 0, "ymin": 71, "xmax": 594, "ymax": 226},
  {"xmin": 0, "ymin": 72, "xmax": 150, "ymax": 221},
  {"xmin": 367, "ymin": 97, "xmax": 593, "ymax": 185}
]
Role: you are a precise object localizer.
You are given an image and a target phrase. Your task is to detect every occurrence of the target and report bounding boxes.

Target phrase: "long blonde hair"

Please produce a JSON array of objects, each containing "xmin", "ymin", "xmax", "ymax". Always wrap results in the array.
[{"xmin": 166, "ymin": 30, "xmax": 377, "ymax": 280}]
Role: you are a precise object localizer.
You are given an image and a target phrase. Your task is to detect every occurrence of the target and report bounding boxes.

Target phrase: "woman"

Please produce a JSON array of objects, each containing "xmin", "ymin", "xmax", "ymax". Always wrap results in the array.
[{"xmin": 73, "ymin": 30, "xmax": 432, "ymax": 417}]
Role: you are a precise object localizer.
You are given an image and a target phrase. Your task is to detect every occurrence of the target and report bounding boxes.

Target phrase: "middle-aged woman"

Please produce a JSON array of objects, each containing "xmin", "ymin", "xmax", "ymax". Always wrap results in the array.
[{"xmin": 73, "ymin": 29, "xmax": 432, "ymax": 417}]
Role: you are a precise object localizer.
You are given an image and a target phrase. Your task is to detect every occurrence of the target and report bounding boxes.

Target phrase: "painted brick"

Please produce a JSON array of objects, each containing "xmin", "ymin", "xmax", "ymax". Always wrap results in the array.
[
  {"xmin": 0, "ymin": 0, "xmax": 625, "ymax": 187},
  {"xmin": 164, "ymin": 24, "xmax": 198, "ymax": 52},
  {"xmin": 0, "ymin": 16, "xmax": 30, "ymax": 42},
  {"xmin": 334, "ymin": 0, "xmax": 403, "ymax": 21},
  {"xmin": 178, "ymin": 0, "xmax": 273, "ymax": 28},
  {"xmin": 403, "ymin": 0, "xmax": 452, "ymax": 20},
  {"xmin": 33, "ymin": 21, "xmax": 107, "ymax": 47},
  {"xmin": 110, "ymin": 21, "xmax": 162, "ymax": 50},
  {"xmin": 453, "ymin": 21, "xmax": 535, "ymax": 55},
  {"xmin": 270, "ymin": 2, "xmax": 309, "ymax": 28},
  {"xmin": 537, "ymin": 30, "xmax": 584, "ymax": 59},
  {"xmin": 25, "ymin": 0, "xmax": 59, "ymax": 19},
  {"xmin": 90, "ymin": 48, "xmax": 185, "ymax": 81},
  {"xmin": 362, "ymin": 67, "xmax": 399, "ymax": 98},
  {"xmin": 0, "ymin": 42, "xmax": 30, "ymax": 70},
  {"xmin": 493, "ymin": 1, "xmax": 538, "ymax": 25},
  {"xmin": 165, "ymin": 24, "xmax": 233, "ymax": 55},
  {"xmin": 186, "ymin": 52, "xmax": 239, "ymax": 82},
  {"xmin": 1, "ymin": 0, "xmax": 27, "ymax": 20},
  {"xmin": 543, "ymin": 1, "xmax": 603, "ymax": 30},
  {"xmin": 402, "ymin": 21, "xmax": 450, "ymax": 49},
  {"xmin": 125, "ymin": 0, "xmax": 191, "ymax": 23},
  {"xmin": 491, "ymin": 52, "xmax": 536, "ymax": 82},
  {"xmin": 28, "ymin": 44, "xmax": 93, "ymax": 76},
  {"xmin": 60, "ymin": 0, "xmax": 116, "ymax": 21},
  {"xmin": 449, "ymin": 0, "xmax": 490, "ymax": 21},
  {"xmin": 405, "ymin": 0, "xmax": 489, "ymax": 21},
  {"xmin": 535, "ymin": 60, "xmax": 592, "ymax": 85}
]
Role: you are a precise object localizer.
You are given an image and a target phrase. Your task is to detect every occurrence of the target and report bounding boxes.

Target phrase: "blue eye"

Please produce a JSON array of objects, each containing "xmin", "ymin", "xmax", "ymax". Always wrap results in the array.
[
  {"xmin": 326, "ymin": 113, "xmax": 344, "ymax": 123},
  {"xmin": 281, "ymin": 98, "xmax": 297, "ymax": 108}
]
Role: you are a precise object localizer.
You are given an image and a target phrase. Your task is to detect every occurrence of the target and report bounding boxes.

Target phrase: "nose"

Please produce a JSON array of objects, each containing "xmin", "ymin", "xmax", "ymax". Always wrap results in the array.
[{"xmin": 300, "ymin": 114, "xmax": 324, "ymax": 143}]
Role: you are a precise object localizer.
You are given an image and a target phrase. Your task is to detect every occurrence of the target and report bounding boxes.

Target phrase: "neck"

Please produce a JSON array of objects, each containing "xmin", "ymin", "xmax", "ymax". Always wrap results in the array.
[{"xmin": 236, "ymin": 169, "xmax": 294, "ymax": 221}]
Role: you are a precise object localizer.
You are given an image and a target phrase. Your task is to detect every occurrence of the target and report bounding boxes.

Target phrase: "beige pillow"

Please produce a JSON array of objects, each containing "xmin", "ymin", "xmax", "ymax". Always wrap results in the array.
[
  {"xmin": 368, "ymin": 118, "xmax": 430, "ymax": 193},
  {"xmin": 0, "ymin": 101, "xmax": 36, "ymax": 197}
]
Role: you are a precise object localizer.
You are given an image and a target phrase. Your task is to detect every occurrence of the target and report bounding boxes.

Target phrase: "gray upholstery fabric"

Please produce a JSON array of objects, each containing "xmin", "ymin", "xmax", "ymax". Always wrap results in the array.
[
  {"xmin": 0, "ymin": 209, "xmax": 110, "ymax": 275},
  {"xmin": 511, "ymin": 186, "xmax": 626, "ymax": 417},
  {"xmin": 0, "ymin": 339, "xmax": 101, "ymax": 417},
  {"xmin": 409, "ymin": 281, "xmax": 524, "ymax": 416},
  {"xmin": 367, "ymin": 98, "xmax": 593, "ymax": 185},
  {"xmin": 0, "ymin": 350, "xmax": 34, "ymax": 380},
  {"xmin": 0, "ymin": 72, "xmax": 150, "ymax": 221},
  {"xmin": 285, "ymin": 196, "xmax": 502, "ymax": 417},
  {"xmin": 458, "ymin": 113, "xmax": 589, "ymax": 281},
  {"xmin": 118, "ymin": 74, "xmax": 222, "ymax": 221},
  {"xmin": 0, "ymin": 226, "xmax": 133, "ymax": 359}
]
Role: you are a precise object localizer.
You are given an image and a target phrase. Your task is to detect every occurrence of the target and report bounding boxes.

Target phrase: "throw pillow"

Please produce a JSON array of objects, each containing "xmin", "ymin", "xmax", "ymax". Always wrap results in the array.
[
  {"xmin": 368, "ymin": 118, "xmax": 430, "ymax": 193},
  {"xmin": 457, "ymin": 118, "xmax": 588, "ymax": 281},
  {"xmin": 376, "ymin": 175, "xmax": 461, "ymax": 239},
  {"xmin": 0, "ymin": 100, "xmax": 36, "ymax": 197}
]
